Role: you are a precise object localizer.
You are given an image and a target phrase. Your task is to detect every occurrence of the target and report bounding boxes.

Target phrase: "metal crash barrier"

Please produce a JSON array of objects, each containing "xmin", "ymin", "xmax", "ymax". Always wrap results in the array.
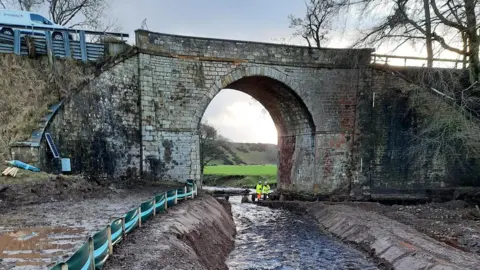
[{"xmin": 49, "ymin": 182, "xmax": 197, "ymax": 270}]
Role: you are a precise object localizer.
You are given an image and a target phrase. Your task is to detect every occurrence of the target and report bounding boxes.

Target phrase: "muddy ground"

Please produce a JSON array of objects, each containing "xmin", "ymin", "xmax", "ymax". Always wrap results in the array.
[
  {"xmin": 103, "ymin": 196, "xmax": 236, "ymax": 270},
  {"xmin": 0, "ymin": 174, "xmax": 181, "ymax": 269},
  {"xmin": 345, "ymin": 201, "xmax": 480, "ymax": 255}
]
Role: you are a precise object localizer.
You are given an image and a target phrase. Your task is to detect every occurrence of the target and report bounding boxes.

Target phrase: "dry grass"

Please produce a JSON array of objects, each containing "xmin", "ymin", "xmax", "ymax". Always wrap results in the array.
[{"xmin": 0, "ymin": 55, "xmax": 94, "ymax": 163}]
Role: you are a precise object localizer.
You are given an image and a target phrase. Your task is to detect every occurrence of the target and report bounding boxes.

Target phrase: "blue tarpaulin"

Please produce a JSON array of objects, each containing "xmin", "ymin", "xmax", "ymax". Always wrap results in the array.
[{"xmin": 7, "ymin": 160, "xmax": 41, "ymax": 172}]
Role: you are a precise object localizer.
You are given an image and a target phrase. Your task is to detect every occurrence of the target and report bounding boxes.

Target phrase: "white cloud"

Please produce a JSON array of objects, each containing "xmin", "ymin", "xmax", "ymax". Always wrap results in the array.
[{"xmin": 202, "ymin": 90, "xmax": 277, "ymax": 144}]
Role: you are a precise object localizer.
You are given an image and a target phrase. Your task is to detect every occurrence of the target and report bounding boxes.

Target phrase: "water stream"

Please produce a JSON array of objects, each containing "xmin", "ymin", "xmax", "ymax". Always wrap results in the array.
[{"xmin": 225, "ymin": 195, "xmax": 379, "ymax": 270}]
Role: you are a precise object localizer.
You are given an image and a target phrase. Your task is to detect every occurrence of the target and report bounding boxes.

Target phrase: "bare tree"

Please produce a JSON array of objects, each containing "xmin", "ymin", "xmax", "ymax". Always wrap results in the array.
[
  {"xmin": 352, "ymin": 0, "xmax": 480, "ymax": 82},
  {"xmin": 430, "ymin": 0, "xmax": 480, "ymax": 83},
  {"xmin": 289, "ymin": 0, "xmax": 340, "ymax": 48},
  {"xmin": 199, "ymin": 123, "xmax": 224, "ymax": 173},
  {"xmin": 0, "ymin": 0, "xmax": 114, "ymax": 31},
  {"xmin": 45, "ymin": 0, "xmax": 109, "ymax": 29},
  {"xmin": 407, "ymin": 71, "xmax": 480, "ymax": 184},
  {"xmin": 0, "ymin": 0, "xmax": 43, "ymax": 10},
  {"xmin": 17, "ymin": 0, "xmax": 43, "ymax": 10}
]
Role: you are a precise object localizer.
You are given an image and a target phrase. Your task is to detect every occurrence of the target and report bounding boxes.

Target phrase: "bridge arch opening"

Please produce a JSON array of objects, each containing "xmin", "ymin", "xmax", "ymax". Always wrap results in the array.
[{"xmin": 197, "ymin": 70, "xmax": 316, "ymax": 190}]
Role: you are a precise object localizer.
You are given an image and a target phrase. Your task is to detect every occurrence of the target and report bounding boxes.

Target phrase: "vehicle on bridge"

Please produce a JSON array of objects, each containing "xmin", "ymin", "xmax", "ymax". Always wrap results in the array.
[{"xmin": 0, "ymin": 9, "xmax": 68, "ymax": 40}]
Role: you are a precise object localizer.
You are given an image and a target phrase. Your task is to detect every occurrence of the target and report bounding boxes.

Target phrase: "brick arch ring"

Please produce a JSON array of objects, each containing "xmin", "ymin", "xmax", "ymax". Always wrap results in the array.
[{"xmin": 191, "ymin": 65, "xmax": 303, "ymax": 130}]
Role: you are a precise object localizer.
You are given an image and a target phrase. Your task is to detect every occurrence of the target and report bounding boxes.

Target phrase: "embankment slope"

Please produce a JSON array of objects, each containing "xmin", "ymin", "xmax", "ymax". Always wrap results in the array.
[
  {"xmin": 104, "ymin": 196, "xmax": 236, "ymax": 270},
  {"xmin": 261, "ymin": 201, "xmax": 480, "ymax": 270}
]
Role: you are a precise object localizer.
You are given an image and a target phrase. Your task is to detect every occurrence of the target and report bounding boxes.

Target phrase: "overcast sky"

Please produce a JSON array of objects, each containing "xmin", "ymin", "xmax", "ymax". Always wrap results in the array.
[
  {"xmin": 108, "ymin": 0, "xmax": 315, "ymax": 144},
  {"xmin": 107, "ymin": 1, "xmax": 426, "ymax": 144}
]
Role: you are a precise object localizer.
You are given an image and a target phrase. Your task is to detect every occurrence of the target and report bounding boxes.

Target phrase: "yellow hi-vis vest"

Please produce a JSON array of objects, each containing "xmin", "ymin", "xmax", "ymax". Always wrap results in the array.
[
  {"xmin": 256, "ymin": 184, "xmax": 263, "ymax": 194},
  {"xmin": 262, "ymin": 184, "xmax": 270, "ymax": 194}
]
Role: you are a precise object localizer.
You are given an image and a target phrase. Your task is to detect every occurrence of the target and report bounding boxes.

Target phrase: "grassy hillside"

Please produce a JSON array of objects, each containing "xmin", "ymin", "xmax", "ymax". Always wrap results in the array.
[
  {"xmin": 208, "ymin": 142, "xmax": 277, "ymax": 166},
  {"xmin": 0, "ymin": 55, "xmax": 93, "ymax": 163},
  {"xmin": 204, "ymin": 164, "xmax": 277, "ymax": 175},
  {"xmin": 203, "ymin": 165, "xmax": 277, "ymax": 187}
]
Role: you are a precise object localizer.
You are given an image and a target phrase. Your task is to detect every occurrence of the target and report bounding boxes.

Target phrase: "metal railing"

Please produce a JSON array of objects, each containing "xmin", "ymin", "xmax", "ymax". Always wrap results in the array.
[
  {"xmin": 0, "ymin": 23, "xmax": 129, "ymax": 62},
  {"xmin": 371, "ymin": 54, "xmax": 468, "ymax": 69}
]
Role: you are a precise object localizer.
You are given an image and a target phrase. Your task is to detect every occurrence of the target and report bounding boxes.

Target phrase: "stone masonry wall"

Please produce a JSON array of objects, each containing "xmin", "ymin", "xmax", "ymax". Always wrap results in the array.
[
  {"xmin": 350, "ymin": 68, "xmax": 452, "ymax": 199},
  {"xmin": 43, "ymin": 56, "xmax": 141, "ymax": 182},
  {"xmin": 135, "ymin": 30, "xmax": 373, "ymax": 68},
  {"xmin": 136, "ymin": 46, "xmax": 364, "ymax": 193},
  {"xmin": 36, "ymin": 31, "xmax": 468, "ymax": 198}
]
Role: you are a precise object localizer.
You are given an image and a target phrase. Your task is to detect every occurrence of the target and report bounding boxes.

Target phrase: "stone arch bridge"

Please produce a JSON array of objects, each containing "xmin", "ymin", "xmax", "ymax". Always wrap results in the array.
[{"xmin": 13, "ymin": 30, "xmax": 462, "ymax": 199}]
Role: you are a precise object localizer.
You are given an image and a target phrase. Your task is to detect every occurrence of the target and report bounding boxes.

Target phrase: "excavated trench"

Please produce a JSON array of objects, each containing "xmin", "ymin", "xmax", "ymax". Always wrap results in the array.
[{"xmin": 103, "ymin": 192, "xmax": 379, "ymax": 270}]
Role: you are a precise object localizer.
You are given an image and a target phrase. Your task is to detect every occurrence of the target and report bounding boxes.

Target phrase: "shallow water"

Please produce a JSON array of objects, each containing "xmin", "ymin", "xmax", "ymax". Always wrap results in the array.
[
  {"xmin": 0, "ymin": 227, "xmax": 85, "ymax": 269},
  {"xmin": 226, "ymin": 196, "xmax": 378, "ymax": 270}
]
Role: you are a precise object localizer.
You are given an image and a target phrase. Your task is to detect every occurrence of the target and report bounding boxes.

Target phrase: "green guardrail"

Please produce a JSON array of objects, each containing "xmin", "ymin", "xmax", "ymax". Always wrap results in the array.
[{"xmin": 49, "ymin": 182, "xmax": 198, "ymax": 270}]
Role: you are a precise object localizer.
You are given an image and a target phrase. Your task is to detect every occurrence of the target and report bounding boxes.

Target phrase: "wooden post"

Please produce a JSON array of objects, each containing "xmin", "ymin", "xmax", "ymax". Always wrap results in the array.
[
  {"xmin": 63, "ymin": 31, "xmax": 71, "ymax": 59},
  {"xmin": 88, "ymin": 237, "xmax": 95, "ymax": 270},
  {"xmin": 191, "ymin": 186, "xmax": 195, "ymax": 199},
  {"xmin": 153, "ymin": 198, "xmax": 156, "ymax": 216},
  {"xmin": 107, "ymin": 225, "xmax": 113, "ymax": 255},
  {"xmin": 79, "ymin": 30, "xmax": 87, "ymax": 62},
  {"xmin": 60, "ymin": 262, "xmax": 68, "ymax": 270},
  {"xmin": 184, "ymin": 186, "xmax": 187, "ymax": 200},
  {"xmin": 174, "ymin": 190, "xmax": 178, "ymax": 204},
  {"xmin": 138, "ymin": 207, "xmax": 142, "ymax": 227},
  {"xmin": 45, "ymin": 30, "xmax": 54, "ymax": 65},
  {"xmin": 164, "ymin": 192, "xmax": 168, "ymax": 210}
]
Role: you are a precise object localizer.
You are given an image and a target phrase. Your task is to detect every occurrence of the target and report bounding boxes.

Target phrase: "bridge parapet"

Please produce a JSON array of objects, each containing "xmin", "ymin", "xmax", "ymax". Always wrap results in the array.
[
  {"xmin": 135, "ymin": 30, "xmax": 373, "ymax": 68},
  {"xmin": 0, "ymin": 23, "xmax": 129, "ymax": 62}
]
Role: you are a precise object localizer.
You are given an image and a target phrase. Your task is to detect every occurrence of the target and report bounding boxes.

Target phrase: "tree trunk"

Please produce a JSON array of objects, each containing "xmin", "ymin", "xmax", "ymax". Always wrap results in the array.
[
  {"xmin": 464, "ymin": 0, "xmax": 480, "ymax": 84},
  {"xmin": 423, "ymin": 0, "xmax": 433, "ymax": 68},
  {"xmin": 462, "ymin": 32, "xmax": 468, "ymax": 69}
]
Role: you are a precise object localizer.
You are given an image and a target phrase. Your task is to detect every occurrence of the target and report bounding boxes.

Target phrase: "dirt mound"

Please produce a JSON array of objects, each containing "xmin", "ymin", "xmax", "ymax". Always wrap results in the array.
[
  {"xmin": 349, "ymin": 201, "xmax": 480, "ymax": 255},
  {"xmin": 104, "ymin": 196, "xmax": 236, "ymax": 270},
  {"xmin": 0, "ymin": 173, "xmax": 104, "ymax": 210}
]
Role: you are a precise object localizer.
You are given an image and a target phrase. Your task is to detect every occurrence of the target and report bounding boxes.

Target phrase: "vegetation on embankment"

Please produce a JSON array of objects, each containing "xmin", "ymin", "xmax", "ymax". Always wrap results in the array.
[
  {"xmin": 0, "ymin": 54, "xmax": 94, "ymax": 163},
  {"xmin": 207, "ymin": 141, "xmax": 278, "ymax": 166},
  {"xmin": 203, "ymin": 165, "xmax": 277, "ymax": 187},
  {"xmin": 204, "ymin": 164, "xmax": 277, "ymax": 175}
]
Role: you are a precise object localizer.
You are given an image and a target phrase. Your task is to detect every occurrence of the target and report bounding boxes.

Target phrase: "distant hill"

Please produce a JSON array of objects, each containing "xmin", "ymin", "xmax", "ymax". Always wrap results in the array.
[{"xmin": 208, "ymin": 141, "xmax": 277, "ymax": 165}]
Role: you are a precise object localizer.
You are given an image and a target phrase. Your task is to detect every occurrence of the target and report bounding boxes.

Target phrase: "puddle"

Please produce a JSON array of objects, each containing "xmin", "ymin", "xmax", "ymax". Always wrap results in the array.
[{"xmin": 0, "ymin": 227, "xmax": 86, "ymax": 269}]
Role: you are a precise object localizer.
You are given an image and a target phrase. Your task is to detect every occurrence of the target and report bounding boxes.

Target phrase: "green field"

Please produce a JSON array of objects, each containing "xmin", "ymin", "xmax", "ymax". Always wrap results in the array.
[
  {"xmin": 204, "ymin": 165, "xmax": 277, "ymax": 176},
  {"xmin": 203, "ymin": 165, "xmax": 277, "ymax": 187}
]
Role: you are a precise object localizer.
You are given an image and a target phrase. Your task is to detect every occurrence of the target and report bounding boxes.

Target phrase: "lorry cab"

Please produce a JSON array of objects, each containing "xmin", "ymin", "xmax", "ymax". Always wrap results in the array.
[{"xmin": 0, "ymin": 9, "xmax": 68, "ymax": 40}]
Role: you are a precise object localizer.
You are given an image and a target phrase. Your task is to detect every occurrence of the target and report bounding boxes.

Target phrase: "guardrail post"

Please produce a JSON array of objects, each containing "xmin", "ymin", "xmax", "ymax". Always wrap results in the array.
[
  {"xmin": 62, "ymin": 31, "xmax": 71, "ymax": 59},
  {"xmin": 79, "ymin": 30, "xmax": 87, "ymax": 62},
  {"xmin": 184, "ymin": 186, "xmax": 188, "ymax": 200},
  {"xmin": 121, "ymin": 216, "xmax": 126, "ymax": 239},
  {"xmin": 45, "ymin": 30, "xmax": 53, "ymax": 64},
  {"xmin": 174, "ymin": 190, "xmax": 178, "ymax": 204},
  {"xmin": 13, "ymin": 30, "xmax": 20, "ymax": 55},
  {"xmin": 153, "ymin": 197, "xmax": 156, "ymax": 216},
  {"xmin": 88, "ymin": 237, "xmax": 95, "ymax": 270},
  {"xmin": 107, "ymin": 225, "xmax": 113, "ymax": 255},
  {"xmin": 164, "ymin": 192, "xmax": 168, "ymax": 210}
]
